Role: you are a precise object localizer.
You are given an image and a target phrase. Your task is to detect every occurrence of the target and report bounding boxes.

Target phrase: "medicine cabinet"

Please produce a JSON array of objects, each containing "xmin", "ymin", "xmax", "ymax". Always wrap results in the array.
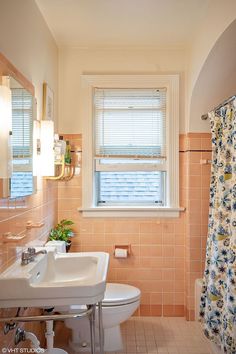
[{"xmin": 0, "ymin": 52, "xmax": 36, "ymax": 199}]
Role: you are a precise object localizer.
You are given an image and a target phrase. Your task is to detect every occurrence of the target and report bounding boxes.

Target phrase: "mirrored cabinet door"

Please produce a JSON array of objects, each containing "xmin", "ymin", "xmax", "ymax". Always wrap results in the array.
[
  {"xmin": 0, "ymin": 52, "xmax": 37, "ymax": 199},
  {"xmin": 9, "ymin": 77, "xmax": 36, "ymax": 198}
]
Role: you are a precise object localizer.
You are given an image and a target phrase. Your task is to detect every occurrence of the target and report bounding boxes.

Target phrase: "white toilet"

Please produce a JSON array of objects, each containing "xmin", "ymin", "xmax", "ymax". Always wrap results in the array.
[{"xmin": 65, "ymin": 283, "xmax": 141, "ymax": 352}]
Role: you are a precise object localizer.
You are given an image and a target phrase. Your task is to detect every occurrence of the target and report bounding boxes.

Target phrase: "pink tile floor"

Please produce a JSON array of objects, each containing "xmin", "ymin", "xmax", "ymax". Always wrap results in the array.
[{"xmin": 56, "ymin": 317, "xmax": 214, "ymax": 354}]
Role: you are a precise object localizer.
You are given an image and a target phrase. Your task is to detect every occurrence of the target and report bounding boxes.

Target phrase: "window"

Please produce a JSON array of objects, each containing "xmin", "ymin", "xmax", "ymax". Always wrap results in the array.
[
  {"xmin": 81, "ymin": 75, "xmax": 180, "ymax": 217},
  {"xmin": 10, "ymin": 88, "xmax": 34, "ymax": 198},
  {"xmin": 94, "ymin": 88, "xmax": 166, "ymax": 206}
]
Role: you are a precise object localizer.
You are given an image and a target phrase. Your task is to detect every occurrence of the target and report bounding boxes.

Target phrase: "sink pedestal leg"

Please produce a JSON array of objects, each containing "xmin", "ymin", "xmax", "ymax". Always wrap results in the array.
[
  {"xmin": 98, "ymin": 301, "xmax": 104, "ymax": 354},
  {"xmin": 88, "ymin": 304, "xmax": 96, "ymax": 354}
]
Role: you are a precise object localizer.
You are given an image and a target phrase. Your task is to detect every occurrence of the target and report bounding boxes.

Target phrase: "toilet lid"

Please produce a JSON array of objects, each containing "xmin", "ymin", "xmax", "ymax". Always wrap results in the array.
[{"xmin": 102, "ymin": 283, "xmax": 141, "ymax": 306}]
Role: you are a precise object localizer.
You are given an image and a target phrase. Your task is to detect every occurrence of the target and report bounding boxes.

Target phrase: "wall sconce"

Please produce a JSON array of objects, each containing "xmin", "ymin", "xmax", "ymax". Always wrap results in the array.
[
  {"xmin": 0, "ymin": 85, "xmax": 12, "ymax": 178},
  {"xmin": 47, "ymin": 136, "xmax": 76, "ymax": 181},
  {"xmin": 33, "ymin": 120, "xmax": 40, "ymax": 176},
  {"xmin": 33, "ymin": 122, "xmax": 78, "ymax": 181},
  {"xmin": 33, "ymin": 120, "xmax": 54, "ymax": 176}
]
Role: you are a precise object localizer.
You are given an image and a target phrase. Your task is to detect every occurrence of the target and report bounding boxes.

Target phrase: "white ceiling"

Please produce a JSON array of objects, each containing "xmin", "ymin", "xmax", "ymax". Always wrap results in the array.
[{"xmin": 36, "ymin": 0, "xmax": 210, "ymax": 47}]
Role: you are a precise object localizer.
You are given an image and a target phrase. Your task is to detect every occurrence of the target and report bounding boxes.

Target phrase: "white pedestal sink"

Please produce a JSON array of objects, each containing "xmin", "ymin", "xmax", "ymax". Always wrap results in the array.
[{"xmin": 0, "ymin": 248, "xmax": 109, "ymax": 308}]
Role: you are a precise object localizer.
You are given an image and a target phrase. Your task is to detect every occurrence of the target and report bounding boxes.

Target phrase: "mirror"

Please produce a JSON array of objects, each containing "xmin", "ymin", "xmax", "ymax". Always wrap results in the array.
[
  {"xmin": 9, "ymin": 76, "xmax": 36, "ymax": 198},
  {"xmin": 0, "ymin": 76, "xmax": 36, "ymax": 199},
  {"xmin": 0, "ymin": 52, "xmax": 37, "ymax": 199}
]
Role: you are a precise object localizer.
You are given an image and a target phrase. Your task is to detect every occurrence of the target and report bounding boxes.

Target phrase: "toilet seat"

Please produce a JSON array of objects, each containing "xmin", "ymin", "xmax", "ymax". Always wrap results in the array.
[
  {"xmin": 101, "ymin": 283, "xmax": 140, "ymax": 307},
  {"xmin": 69, "ymin": 283, "xmax": 140, "ymax": 312}
]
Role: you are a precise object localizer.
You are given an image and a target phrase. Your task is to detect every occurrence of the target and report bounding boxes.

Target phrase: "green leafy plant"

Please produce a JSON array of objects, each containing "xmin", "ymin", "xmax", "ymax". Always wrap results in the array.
[{"xmin": 49, "ymin": 219, "xmax": 74, "ymax": 242}]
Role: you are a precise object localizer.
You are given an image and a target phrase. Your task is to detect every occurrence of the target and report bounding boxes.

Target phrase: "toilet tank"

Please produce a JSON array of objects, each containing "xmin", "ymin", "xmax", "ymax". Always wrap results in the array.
[{"xmin": 195, "ymin": 278, "xmax": 203, "ymax": 321}]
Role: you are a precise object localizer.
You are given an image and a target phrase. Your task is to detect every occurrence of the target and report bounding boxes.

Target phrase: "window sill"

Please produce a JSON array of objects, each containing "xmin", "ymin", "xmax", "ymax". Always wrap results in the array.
[{"xmin": 78, "ymin": 206, "xmax": 185, "ymax": 218}]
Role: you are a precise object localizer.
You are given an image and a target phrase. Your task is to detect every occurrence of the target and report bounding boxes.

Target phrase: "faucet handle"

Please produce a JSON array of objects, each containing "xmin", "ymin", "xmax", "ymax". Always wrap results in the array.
[
  {"xmin": 21, "ymin": 251, "xmax": 31, "ymax": 265},
  {"xmin": 27, "ymin": 247, "xmax": 36, "ymax": 255}
]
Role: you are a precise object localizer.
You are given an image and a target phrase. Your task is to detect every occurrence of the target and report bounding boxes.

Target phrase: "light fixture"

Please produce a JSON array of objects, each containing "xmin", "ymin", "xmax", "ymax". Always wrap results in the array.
[
  {"xmin": 33, "ymin": 120, "xmax": 41, "ymax": 176},
  {"xmin": 33, "ymin": 121, "xmax": 78, "ymax": 180},
  {"xmin": 41, "ymin": 120, "xmax": 55, "ymax": 176},
  {"xmin": 0, "ymin": 85, "xmax": 12, "ymax": 178},
  {"xmin": 33, "ymin": 120, "xmax": 54, "ymax": 176}
]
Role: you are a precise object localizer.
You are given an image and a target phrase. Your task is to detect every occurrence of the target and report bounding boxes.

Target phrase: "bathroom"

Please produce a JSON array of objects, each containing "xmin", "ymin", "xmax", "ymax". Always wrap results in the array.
[{"xmin": 0, "ymin": 0, "xmax": 236, "ymax": 353}]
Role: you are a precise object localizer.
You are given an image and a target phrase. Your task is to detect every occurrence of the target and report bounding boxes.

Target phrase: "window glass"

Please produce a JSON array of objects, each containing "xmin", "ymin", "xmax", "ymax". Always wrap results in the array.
[{"xmin": 94, "ymin": 88, "xmax": 167, "ymax": 206}]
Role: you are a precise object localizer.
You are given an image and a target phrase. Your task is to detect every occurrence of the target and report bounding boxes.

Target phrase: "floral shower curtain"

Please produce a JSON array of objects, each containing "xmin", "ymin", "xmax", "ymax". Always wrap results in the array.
[{"xmin": 200, "ymin": 99, "xmax": 236, "ymax": 354}]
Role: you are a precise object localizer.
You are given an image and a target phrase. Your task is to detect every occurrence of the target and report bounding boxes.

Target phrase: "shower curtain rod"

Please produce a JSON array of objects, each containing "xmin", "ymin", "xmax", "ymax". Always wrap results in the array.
[{"xmin": 201, "ymin": 95, "xmax": 236, "ymax": 120}]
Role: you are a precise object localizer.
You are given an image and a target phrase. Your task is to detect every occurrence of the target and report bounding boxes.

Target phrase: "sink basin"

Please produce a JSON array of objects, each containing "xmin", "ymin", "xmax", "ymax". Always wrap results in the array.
[{"xmin": 0, "ymin": 249, "xmax": 109, "ymax": 308}]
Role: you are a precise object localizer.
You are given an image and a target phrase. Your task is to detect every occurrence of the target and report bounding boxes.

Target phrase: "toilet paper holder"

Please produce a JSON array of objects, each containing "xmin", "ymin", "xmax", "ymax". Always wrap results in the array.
[{"xmin": 113, "ymin": 244, "xmax": 131, "ymax": 257}]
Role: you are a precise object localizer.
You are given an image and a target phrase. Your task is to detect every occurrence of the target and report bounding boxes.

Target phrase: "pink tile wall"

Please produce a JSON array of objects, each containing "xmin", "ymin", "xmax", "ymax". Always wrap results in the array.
[
  {"xmin": 0, "ymin": 179, "xmax": 58, "ymax": 271},
  {"xmin": 60, "ymin": 133, "xmax": 211, "ymax": 319},
  {"xmin": 0, "ymin": 131, "xmax": 211, "ymax": 351},
  {"xmin": 181, "ymin": 133, "xmax": 212, "ymax": 320},
  {"xmin": 59, "ymin": 134, "xmax": 187, "ymax": 317}
]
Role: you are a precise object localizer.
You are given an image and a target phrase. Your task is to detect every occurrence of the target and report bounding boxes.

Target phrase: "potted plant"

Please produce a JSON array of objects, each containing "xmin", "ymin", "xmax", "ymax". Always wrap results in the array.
[{"xmin": 49, "ymin": 219, "xmax": 74, "ymax": 252}]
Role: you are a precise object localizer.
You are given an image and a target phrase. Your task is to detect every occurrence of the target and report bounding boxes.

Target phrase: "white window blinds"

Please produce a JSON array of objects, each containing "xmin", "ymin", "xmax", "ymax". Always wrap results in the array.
[
  {"xmin": 11, "ymin": 88, "xmax": 33, "ymax": 158},
  {"xmin": 10, "ymin": 88, "xmax": 34, "ymax": 198},
  {"xmin": 94, "ymin": 88, "xmax": 166, "ymax": 158},
  {"xmin": 94, "ymin": 87, "xmax": 167, "ymax": 206}
]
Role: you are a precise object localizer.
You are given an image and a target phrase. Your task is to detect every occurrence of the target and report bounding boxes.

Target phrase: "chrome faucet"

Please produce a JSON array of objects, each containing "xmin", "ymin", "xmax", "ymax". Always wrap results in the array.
[{"xmin": 21, "ymin": 247, "xmax": 47, "ymax": 265}]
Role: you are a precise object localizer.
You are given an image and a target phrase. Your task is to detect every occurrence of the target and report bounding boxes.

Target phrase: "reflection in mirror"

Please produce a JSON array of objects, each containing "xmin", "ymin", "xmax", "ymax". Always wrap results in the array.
[{"xmin": 9, "ymin": 77, "xmax": 36, "ymax": 198}]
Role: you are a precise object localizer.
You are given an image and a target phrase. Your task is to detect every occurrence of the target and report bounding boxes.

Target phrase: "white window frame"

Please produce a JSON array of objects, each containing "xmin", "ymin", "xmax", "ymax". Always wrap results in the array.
[{"xmin": 80, "ymin": 75, "xmax": 182, "ymax": 217}]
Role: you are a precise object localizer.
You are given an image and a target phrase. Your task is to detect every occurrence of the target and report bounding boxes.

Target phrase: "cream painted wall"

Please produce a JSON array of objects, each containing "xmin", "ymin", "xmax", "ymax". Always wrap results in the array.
[
  {"xmin": 58, "ymin": 46, "xmax": 188, "ymax": 133},
  {"xmin": 190, "ymin": 20, "xmax": 236, "ymax": 132},
  {"xmin": 0, "ymin": 0, "xmax": 58, "ymax": 128},
  {"xmin": 1, "ymin": 0, "xmax": 233, "ymax": 134},
  {"xmin": 49, "ymin": 0, "xmax": 236, "ymax": 134},
  {"xmin": 188, "ymin": 0, "xmax": 236, "ymax": 132}
]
